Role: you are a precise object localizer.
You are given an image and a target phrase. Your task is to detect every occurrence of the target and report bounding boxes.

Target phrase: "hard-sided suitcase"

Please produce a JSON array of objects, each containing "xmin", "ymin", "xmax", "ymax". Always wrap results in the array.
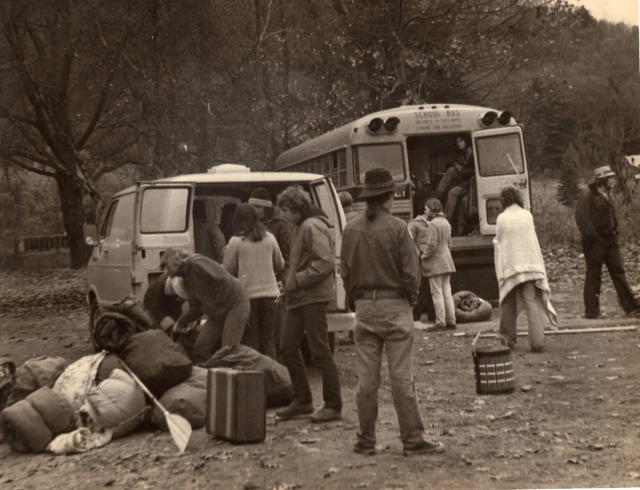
[{"xmin": 205, "ymin": 368, "xmax": 266, "ymax": 443}]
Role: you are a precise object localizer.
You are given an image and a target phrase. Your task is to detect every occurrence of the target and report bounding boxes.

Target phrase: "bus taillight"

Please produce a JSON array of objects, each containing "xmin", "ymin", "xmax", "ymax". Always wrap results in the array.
[{"xmin": 367, "ymin": 118, "xmax": 384, "ymax": 134}]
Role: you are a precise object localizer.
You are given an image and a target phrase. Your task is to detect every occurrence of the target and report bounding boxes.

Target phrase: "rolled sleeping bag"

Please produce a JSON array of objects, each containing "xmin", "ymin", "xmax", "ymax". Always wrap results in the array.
[
  {"xmin": 150, "ymin": 367, "xmax": 207, "ymax": 431},
  {"xmin": 81, "ymin": 369, "xmax": 147, "ymax": 439},
  {"xmin": 94, "ymin": 312, "xmax": 138, "ymax": 354},
  {"xmin": 0, "ymin": 387, "xmax": 75, "ymax": 453},
  {"xmin": 5, "ymin": 356, "xmax": 67, "ymax": 407}
]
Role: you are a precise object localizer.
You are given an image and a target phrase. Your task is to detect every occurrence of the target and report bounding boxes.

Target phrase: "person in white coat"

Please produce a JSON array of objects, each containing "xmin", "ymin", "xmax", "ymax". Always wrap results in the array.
[{"xmin": 493, "ymin": 186, "xmax": 557, "ymax": 352}]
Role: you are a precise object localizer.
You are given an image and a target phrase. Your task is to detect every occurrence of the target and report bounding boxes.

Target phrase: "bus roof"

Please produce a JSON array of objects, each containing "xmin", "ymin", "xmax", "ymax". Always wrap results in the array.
[
  {"xmin": 113, "ymin": 171, "xmax": 324, "ymax": 197},
  {"xmin": 275, "ymin": 103, "xmax": 513, "ymax": 169}
]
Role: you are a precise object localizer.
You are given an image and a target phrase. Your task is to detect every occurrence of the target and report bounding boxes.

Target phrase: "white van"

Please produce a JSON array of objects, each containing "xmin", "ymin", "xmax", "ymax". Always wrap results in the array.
[{"xmin": 83, "ymin": 164, "xmax": 352, "ymax": 349}]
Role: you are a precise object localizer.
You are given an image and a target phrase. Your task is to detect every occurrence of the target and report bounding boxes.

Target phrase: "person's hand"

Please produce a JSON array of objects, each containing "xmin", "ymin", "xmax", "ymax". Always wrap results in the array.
[{"xmin": 159, "ymin": 316, "xmax": 175, "ymax": 332}]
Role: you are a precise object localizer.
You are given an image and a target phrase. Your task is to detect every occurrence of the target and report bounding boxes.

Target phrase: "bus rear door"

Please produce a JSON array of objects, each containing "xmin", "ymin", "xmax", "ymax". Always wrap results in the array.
[{"xmin": 472, "ymin": 126, "xmax": 530, "ymax": 235}]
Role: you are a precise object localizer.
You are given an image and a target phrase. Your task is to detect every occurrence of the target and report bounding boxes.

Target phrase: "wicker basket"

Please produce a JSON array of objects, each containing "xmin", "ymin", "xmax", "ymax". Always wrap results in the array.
[{"xmin": 472, "ymin": 330, "xmax": 515, "ymax": 395}]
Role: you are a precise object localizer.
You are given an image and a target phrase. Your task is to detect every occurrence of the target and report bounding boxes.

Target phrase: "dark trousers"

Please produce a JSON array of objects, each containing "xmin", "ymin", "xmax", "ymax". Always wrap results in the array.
[
  {"xmin": 413, "ymin": 275, "xmax": 436, "ymax": 321},
  {"xmin": 243, "ymin": 297, "xmax": 278, "ymax": 360},
  {"xmin": 582, "ymin": 237, "xmax": 638, "ymax": 317},
  {"xmin": 280, "ymin": 302, "xmax": 342, "ymax": 411}
]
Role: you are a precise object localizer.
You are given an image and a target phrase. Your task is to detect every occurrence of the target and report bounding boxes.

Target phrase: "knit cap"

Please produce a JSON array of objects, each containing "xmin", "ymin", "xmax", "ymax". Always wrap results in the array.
[{"xmin": 248, "ymin": 187, "xmax": 273, "ymax": 208}]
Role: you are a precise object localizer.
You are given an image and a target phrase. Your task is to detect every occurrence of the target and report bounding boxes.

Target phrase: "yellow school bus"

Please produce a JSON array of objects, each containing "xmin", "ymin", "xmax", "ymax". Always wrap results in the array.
[{"xmin": 274, "ymin": 104, "xmax": 531, "ymax": 301}]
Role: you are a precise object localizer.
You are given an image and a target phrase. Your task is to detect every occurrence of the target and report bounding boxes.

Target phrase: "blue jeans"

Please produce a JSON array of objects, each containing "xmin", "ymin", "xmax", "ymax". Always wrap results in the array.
[
  {"xmin": 280, "ymin": 302, "xmax": 342, "ymax": 411},
  {"xmin": 243, "ymin": 297, "xmax": 278, "ymax": 359},
  {"xmin": 354, "ymin": 298, "xmax": 425, "ymax": 448}
]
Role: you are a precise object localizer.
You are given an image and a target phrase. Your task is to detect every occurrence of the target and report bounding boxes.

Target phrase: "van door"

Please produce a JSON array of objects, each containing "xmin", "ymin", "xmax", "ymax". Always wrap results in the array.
[
  {"xmin": 308, "ymin": 177, "xmax": 347, "ymax": 312},
  {"xmin": 88, "ymin": 192, "xmax": 136, "ymax": 305},
  {"xmin": 472, "ymin": 126, "xmax": 530, "ymax": 235},
  {"xmin": 133, "ymin": 183, "xmax": 195, "ymax": 298}
]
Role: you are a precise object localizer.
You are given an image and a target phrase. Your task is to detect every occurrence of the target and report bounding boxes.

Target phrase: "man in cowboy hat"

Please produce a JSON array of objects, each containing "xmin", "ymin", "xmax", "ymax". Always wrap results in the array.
[
  {"xmin": 340, "ymin": 168, "xmax": 444, "ymax": 456},
  {"xmin": 575, "ymin": 165, "xmax": 640, "ymax": 318}
]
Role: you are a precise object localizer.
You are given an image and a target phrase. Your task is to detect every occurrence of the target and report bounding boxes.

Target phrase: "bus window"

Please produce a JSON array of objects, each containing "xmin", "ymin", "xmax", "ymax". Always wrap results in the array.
[
  {"xmin": 352, "ymin": 144, "xmax": 405, "ymax": 184},
  {"xmin": 475, "ymin": 133, "xmax": 525, "ymax": 177}
]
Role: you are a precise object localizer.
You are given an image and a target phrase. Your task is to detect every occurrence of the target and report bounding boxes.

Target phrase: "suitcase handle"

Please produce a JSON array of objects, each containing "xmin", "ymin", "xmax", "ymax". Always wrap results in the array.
[{"xmin": 472, "ymin": 329, "xmax": 509, "ymax": 356}]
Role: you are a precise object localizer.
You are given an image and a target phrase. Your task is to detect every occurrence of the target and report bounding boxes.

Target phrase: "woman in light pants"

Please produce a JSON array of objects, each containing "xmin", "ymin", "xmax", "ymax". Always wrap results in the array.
[
  {"xmin": 420, "ymin": 198, "xmax": 457, "ymax": 332},
  {"xmin": 493, "ymin": 186, "xmax": 558, "ymax": 352}
]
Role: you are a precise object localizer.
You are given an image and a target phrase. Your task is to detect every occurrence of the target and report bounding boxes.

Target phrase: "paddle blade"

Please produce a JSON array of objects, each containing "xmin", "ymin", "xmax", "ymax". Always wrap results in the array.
[{"xmin": 166, "ymin": 413, "xmax": 192, "ymax": 453}]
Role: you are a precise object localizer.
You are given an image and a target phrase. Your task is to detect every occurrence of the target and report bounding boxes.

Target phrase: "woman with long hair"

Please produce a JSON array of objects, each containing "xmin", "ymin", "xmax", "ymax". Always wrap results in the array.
[{"xmin": 223, "ymin": 203, "xmax": 284, "ymax": 359}]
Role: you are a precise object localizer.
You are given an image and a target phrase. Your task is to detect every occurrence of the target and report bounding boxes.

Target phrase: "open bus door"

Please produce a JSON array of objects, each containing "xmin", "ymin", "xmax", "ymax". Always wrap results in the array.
[{"xmin": 472, "ymin": 126, "xmax": 530, "ymax": 235}]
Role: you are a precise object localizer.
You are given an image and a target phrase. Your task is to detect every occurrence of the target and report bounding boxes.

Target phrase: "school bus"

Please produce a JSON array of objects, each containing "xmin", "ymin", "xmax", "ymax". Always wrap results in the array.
[{"xmin": 274, "ymin": 104, "xmax": 531, "ymax": 302}]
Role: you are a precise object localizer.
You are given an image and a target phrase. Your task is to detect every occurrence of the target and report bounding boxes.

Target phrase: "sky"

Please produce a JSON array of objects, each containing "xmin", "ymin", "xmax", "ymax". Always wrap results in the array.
[{"xmin": 566, "ymin": 0, "xmax": 638, "ymax": 25}]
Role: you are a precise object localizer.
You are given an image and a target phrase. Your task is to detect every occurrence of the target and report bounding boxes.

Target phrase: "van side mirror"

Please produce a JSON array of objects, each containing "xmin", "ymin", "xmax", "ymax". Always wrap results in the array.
[{"xmin": 84, "ymin": 223, "xmax": 100, "ymax": 247}]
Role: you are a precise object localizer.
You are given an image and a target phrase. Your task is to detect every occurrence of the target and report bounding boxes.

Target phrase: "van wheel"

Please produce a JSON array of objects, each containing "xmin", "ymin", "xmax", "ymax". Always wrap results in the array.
[{"xmin": 88, "ymin": 299, "xmax": 101, "ymax": 352}]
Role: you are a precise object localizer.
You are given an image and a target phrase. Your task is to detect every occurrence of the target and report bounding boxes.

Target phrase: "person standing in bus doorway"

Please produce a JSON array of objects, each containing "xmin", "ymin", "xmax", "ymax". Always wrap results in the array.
[
  {"xmin": 407, "ymin": 197, "xmax": 436, "ymax": 323},
  {"xmin": 192, "ymin": 200, "xmax": 226, "ymax": 263},
  {"xmin": 435, "ymin": 134, "xmax": 475, "ymax": 203},
  {"xmin": 494, "ymin": 186, "xmax": 558, "ymax": 352},
  {"xmin": 341, "ymin": 168, "xmax": 444, "ymax": 456},
  {"xmin": 249, "ymin": 187, "xmax": 295, "ymax": 355},
  {"xmin": 275, "ymin": 185, "xmax": 342, "ymax": 423},
  {"xmin": 420, "ymin": 198, "xmax": 457, "ymax": 332},
  {"xmin": 165, "ymin": 251, "xmax": 250, "ymax": 364},
  {"xmin": 223, "ymin": 203, "xmax": 284, "ymax": 359},
  {"xmin": 574, "ymin": 166, "xmax": 640, "ymax": 318}
]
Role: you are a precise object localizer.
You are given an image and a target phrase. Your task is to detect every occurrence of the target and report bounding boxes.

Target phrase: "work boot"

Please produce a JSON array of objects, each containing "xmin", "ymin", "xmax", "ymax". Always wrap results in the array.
[
  {"xmin": 276, "ymin": 400, "xmax": 314, "ymax": 420},
  {"xmin": 353, "ymin": 441, "xmax": 376, "ymax": 456},
  {"xmin": 402, "ymin": 440, "xmax": 445, "ymax": 456},
  {"xmin": 309, "ymin": 405, "xmax": 341, "ymax": 423}
]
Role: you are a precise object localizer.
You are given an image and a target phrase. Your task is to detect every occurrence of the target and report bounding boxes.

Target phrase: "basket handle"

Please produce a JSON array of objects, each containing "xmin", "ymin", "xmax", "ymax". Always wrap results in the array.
[{"xmin": 472, "ymin": 329, "xmax": 509, "ymax": 356}]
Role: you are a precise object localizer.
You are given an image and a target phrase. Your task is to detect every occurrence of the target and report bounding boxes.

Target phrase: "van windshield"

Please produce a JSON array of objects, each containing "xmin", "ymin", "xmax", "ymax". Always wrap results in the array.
[
  {"xmin": 475, "ymin": 133, "xmax": 525, "ymax": 177},
  {"xmin": 141, "ymin": 187, "xmax": 190, "ymax": 233},
  {"xmin": 352, "ymin": 144, "xmax": 405, "ymax": 184}
]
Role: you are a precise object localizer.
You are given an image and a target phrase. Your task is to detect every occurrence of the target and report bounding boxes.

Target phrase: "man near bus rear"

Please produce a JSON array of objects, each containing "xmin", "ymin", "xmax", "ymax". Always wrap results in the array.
[{"xmin": 341, "ymin": 168, "xmax": 444, "ymax": 456}]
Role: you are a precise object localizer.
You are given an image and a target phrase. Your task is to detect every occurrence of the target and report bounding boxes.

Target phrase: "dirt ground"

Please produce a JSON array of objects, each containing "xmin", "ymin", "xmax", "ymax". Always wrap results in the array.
[{"xmin": 1, "ymin": 257, "xmax": 640, "ymax": 489}]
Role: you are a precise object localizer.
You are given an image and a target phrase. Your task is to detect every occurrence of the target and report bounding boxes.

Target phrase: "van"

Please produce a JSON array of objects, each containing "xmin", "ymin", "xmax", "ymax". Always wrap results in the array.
[{"xmin": 83, "ymin": 164, "xmax": 352, "ymax": 349}]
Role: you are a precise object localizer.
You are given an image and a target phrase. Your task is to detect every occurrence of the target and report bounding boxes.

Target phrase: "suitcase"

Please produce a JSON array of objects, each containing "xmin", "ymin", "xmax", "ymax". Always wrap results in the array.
[{"xmin": 205, "ymin": 368, "xmax": 266, "ymax": 443}]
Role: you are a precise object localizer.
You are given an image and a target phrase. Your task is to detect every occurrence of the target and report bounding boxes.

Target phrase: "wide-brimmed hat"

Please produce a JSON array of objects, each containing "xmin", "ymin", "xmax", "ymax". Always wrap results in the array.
[
  {"xmin": 359, "ymin": 168, "xmax": 404, "ymax": 198},
  {"xmin": 594, "ymin": 165, "xmax": 615, "ymax": 180}
]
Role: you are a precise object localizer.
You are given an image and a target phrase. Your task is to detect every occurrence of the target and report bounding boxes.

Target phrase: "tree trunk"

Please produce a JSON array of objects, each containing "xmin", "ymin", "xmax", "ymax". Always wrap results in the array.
[{"xmin": 55, "ymin": 173, "xmax": 91, "ymax": 269}]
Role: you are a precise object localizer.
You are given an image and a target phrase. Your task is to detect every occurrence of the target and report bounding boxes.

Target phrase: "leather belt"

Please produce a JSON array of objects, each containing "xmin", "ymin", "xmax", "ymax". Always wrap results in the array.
[{"xmin": 355, "ymin": 289, "xmax": 406, "ymax": 301}]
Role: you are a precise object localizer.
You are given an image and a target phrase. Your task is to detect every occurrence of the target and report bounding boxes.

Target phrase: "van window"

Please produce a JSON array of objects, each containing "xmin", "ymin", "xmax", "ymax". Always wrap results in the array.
[
  {"xmin": 141, "ymin": 187, "xmax": 190, "ymax": 233},
  {"xmin": 106, "ymin": 193, "xmax": 135, "ymax": 241},
  {"xmin": 310, "ymin": 183, "xmax": 335, "ymax": 228},
  {"xmin": 475, "ymin": 133, "xmax": 525, "ymax": 177},
  {"xmin": 100, "ymin": 200, "xmax": 118, "ymax": 238}
]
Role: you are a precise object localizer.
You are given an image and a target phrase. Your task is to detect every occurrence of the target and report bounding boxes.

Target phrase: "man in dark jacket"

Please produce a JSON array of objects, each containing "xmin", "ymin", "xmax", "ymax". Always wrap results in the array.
[
  {"xmin": 275, "ymin": 185, "xmax": 342, "ymax": 423},
  {"xmin": 574, "ymin": 166, "xmax": 639, "ymax": 318},
  {"xmin": 143, "ymin": 248, "xmax": 185, "ymax": 331},
  {"xmin": 165, "ymin": 252, "xmax": 250, "ymax": 364}
]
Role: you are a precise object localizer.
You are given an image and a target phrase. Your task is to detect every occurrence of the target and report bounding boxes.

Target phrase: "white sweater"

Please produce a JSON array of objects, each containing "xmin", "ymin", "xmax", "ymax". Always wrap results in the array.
[{"xmin": 223, "ymin": 231, "xmax": 284, "ymax": 299}]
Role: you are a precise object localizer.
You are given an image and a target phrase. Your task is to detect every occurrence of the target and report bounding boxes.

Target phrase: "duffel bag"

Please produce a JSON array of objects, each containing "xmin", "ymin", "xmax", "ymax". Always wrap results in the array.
[
  {"xmin": 453, "ymin": 290, "xmax": 493, "ymax": 323},
  {"xmin": 201, "ymin": 344, "xmax": 293, "ymax": 408},
  {"xmin": 150, "ymin": 367, "xmax": 207, "ymax": 431},
  {"xmin": 120, "ymin": 330, "xmax": 193, "ymax": 398}
]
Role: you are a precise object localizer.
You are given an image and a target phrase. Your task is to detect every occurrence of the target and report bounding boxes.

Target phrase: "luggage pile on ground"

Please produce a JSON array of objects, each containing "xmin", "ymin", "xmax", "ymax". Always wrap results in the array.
[{"xmin": 0, "ymin": 328, "xmax": 290, "ymax": 454}]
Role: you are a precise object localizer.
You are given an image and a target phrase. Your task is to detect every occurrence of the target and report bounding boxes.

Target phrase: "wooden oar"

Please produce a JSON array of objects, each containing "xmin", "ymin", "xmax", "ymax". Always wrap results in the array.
[{"xmin": 120, "ymin": 361, "xmax": 192, "ymax": 453}]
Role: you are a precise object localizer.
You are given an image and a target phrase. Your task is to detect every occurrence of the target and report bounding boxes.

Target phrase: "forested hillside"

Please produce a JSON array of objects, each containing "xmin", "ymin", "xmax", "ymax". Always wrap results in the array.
[{"xmin": 0, "ymin": 0, "xmax": 638, "ymax": 267}]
